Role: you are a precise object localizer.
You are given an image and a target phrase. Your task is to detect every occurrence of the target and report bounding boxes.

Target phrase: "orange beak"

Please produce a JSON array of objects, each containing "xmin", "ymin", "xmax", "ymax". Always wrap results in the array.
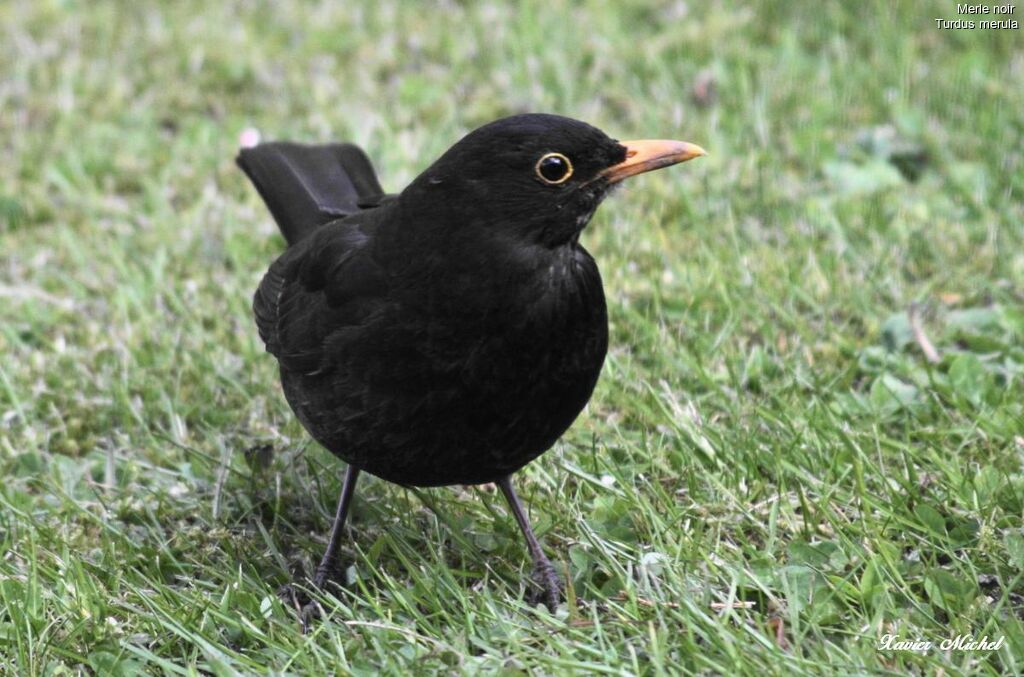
[{"xmin": 600, "ymin": 139, "xmax": 707, "ymax": 184}]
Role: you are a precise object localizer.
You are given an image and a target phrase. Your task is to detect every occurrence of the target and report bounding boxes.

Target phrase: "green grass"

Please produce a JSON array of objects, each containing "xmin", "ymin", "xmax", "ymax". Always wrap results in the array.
[{"xmin": 2, "ymin": 0, "xmax": 1022, "ymax": 673}]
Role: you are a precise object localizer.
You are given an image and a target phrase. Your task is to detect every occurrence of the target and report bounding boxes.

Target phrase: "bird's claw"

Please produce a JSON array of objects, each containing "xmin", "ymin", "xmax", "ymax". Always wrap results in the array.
[
  {"xmin": 277, "ymin": 565, "xmax": 345, "ymax": 632},
  {"xmin": 312, "ymin": 561, "xmax": 343, "ymax": 591},
  {"xmin": 527, "ymin": 559, "xmax": 563, "ymax": 612}
]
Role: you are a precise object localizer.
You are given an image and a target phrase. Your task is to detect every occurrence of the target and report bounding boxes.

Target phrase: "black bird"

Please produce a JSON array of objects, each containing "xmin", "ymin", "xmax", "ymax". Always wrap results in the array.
[{"xmin": 237, "ymin": 114, "xmax": 704, "ymax": 613}]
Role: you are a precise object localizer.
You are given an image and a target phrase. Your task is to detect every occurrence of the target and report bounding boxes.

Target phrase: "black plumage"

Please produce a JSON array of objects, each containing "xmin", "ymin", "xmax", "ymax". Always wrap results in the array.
[{"xmin": 237, "ymin": 114, "xmax": 705, "ymax": 617}]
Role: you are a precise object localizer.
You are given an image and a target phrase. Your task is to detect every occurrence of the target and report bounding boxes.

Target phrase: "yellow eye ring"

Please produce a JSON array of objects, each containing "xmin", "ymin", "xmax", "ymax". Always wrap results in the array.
[{"xmin": 534, "ymin": 152, "xmax": 574, "ymax": 185}]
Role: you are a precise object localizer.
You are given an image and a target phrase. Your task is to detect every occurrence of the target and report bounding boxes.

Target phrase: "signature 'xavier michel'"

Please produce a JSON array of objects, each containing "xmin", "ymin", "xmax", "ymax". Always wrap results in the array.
[{"xmin": 238, "ymin": 113, "xmax": 705, "ymax": 614}]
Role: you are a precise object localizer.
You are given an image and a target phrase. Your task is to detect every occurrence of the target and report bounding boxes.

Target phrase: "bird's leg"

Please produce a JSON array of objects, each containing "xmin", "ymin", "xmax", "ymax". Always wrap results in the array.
[
  {"xmin": 280, "ymin": 465, "xmax": 360, "ymax": 629},
  {"xmin": 497, "ymin": 475, "xmax": 562, "ymax": 612},
  {"xmin": 312, "ymin": 465, "xmax": 361, "ymax": 588}
]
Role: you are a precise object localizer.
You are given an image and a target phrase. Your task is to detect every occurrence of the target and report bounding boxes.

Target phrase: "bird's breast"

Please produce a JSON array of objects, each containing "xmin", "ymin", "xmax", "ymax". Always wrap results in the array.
[
  {"xmin": 443, "ymin": 244, "xmax": 608, "ymax": 419},
  {"xmin": 413, "ymin": 244, "xmax": 607, "ymax": 374}
]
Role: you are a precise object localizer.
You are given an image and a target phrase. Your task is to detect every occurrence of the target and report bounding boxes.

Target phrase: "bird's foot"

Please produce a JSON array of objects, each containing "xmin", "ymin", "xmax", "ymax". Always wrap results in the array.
[
  {"xmin": 527, "ymin": 558, "xmax": 563, "ymax": 612},
  {"xmin": 277, "ymin": 564, "xmax": 345, "ymax": 632}
]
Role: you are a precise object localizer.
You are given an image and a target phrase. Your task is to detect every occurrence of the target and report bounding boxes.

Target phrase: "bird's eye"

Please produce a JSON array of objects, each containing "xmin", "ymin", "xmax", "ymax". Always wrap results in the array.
[{"xmin": 535, "ymin": 152, "xmax": 574, "ymax": 185}]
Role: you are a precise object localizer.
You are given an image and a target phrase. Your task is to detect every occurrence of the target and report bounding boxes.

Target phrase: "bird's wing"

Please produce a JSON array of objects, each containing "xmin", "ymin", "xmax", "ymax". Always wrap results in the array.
[
  {"xmin": 253, "ymin": 210, "xmax": 392, "ymax": 376},
  {"xmin": 237, "ymin": 142, "xmax": 387, "ymax": 245}
]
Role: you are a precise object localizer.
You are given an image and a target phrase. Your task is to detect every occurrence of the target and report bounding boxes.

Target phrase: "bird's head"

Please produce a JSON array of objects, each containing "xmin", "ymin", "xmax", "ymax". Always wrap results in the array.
[{"xmin": 404, "ymin": 113, "xmax": 706, "ymax": 248}]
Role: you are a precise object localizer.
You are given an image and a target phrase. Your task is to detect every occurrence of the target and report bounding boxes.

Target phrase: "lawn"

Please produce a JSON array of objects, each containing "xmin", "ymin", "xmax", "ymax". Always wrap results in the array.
[{"xmin": 1, "ymin": 0, "xmax": 1022, "ymax": 674}]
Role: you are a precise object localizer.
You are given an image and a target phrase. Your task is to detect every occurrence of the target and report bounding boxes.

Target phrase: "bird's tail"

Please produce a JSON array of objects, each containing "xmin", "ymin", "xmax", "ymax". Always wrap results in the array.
[{"xmin": 236, "ymin": 142, "xmax": 384, "ymax": 246}]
